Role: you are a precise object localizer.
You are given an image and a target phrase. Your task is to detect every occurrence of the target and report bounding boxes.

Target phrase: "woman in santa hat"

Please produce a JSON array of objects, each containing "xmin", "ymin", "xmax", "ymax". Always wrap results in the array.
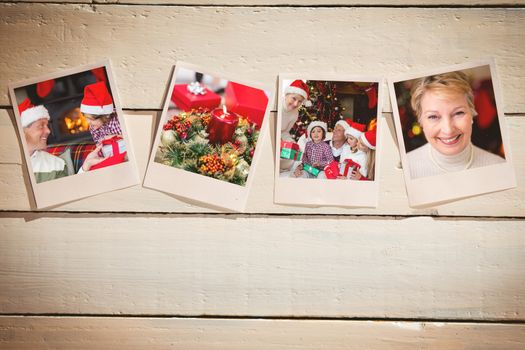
[{"xmin": 281, "ymin": 80, "xmax": 312, "ymax": 142}]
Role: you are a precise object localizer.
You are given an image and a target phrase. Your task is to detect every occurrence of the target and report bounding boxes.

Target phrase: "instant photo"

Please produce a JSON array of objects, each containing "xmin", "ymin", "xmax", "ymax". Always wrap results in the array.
[
  {"xmin": 274, "ymin": 74, "xmax": 384, "ymax": 207},
  {"xmin": 8, "ymin": 60, "xmax": 140, "ymax": 208},
  {"xmin": 143, "ymin": 62, "xmax": 273, "ymax": 212},
  {"xmin": 389, "ymin": 59, "xmax": 517, "ymax": 207}
]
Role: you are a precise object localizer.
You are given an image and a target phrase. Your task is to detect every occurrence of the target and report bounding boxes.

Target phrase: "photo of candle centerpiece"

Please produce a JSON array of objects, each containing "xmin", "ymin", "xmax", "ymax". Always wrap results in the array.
[{"xmin": 144, "ymin": 62, "xmax": 273, "ymax": 212}]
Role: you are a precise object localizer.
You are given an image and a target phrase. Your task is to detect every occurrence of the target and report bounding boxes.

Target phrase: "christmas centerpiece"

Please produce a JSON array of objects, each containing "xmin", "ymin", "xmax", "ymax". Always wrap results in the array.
[{"xmin": 156, "ymin": 107, "xmax": 258, "ymax": 186}]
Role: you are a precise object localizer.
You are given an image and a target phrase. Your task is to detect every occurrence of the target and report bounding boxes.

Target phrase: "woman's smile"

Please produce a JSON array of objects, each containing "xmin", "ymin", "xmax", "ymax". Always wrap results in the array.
[
  {"xmin": 419, "ymin": 91, "xmax": 473, "ymax": 156},
  {"xmin": 436, "ymin": 134, "xmax": 462, "ymax": 145}
]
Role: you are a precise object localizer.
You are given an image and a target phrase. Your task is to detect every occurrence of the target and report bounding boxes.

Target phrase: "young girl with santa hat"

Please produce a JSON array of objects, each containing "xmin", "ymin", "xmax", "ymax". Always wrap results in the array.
[
  {"xmin": 351, "ymin": 129, "xmax": 376, "ymax": 181},
  {"xmin": 80, "ymin": 81, "xmax": 122, "ymax": 145},
  {"xmin": 338, "ymin": 121, "xmax": 368, "ymax": 179},
  {"xmin": 293, "ymin": 120, "xmax": 334, "ymax": 178}
]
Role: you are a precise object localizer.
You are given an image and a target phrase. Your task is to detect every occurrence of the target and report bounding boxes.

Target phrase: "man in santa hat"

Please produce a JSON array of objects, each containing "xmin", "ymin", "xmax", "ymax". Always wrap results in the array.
[
  {"xmin": 19, "ymin": 98, "xmax": 106, "ymax": 183},
  {"xmin": 328, "ymin": 119, "xmax": 352, "ymax": 162}
]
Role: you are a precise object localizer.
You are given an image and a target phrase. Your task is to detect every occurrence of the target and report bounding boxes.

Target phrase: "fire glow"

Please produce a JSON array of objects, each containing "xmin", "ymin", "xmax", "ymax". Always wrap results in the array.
[{"xmin": 62, "ymin": 108, "xmax": 90, "ymax": 134}]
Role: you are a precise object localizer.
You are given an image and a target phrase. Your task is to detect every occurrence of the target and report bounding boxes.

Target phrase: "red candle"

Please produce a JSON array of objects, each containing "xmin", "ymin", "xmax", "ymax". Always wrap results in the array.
[{"xmin": 207, "ymin": 106, "xmax": 239, "ymax": 144}]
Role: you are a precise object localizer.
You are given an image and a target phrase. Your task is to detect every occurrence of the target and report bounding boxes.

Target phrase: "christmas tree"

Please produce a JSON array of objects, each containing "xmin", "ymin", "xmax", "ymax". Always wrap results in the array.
[{"xmin": 290, "ymin": 80, "xmax": 343, "ymax": 141}]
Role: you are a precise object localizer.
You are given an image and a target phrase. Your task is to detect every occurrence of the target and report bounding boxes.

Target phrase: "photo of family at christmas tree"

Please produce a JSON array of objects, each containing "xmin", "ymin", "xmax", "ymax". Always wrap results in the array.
[
  {"xmin": 154, "ymin": 66, "xmax": 270, "ymax": 187},
  {"xmin": 279, "ymin": 78, "xmax": 379, "ymax": 182}
]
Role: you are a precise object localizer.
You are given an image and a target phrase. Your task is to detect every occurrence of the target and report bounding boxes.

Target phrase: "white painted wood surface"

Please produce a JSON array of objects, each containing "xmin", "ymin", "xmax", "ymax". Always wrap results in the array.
[
  {"xmin": 1, "ymin": 215, "xmax": 524, "ymax": 318},
  {"xmin": 1, "ymin": 317, "xmax": 525, "ymax": 350},
  {"xmin": 8, "ymin": 0, "xmax": 525, "ymax": 5},
  {"xmin": 1, "ymin": 1, "xmax": 524, "ymax": 348},
  {"xmin": 1, "ymin": 5, "xmax": 525, "ymax": 112}
]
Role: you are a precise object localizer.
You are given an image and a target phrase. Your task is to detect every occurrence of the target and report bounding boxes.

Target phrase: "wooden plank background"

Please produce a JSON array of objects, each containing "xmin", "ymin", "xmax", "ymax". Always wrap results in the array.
[{"xmin": 1, "ymin": 1, "xmax": 524, "ymax": 348}]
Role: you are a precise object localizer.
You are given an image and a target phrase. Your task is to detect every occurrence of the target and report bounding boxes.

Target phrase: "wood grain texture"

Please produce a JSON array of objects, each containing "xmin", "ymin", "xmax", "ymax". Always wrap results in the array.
[
  {"xmin": 7, "ymin": 0, "xmax": 525, "ymax": 5},
  {"xmin": 1, "ymin": 111, "xmax": 523, "ymax": 216},
  {"xmin": 1, "ymin": 5, "xmax": 525, "ymax": 112},
  {"xmin": 1, "ymin": 2, "xmax": 525, "ymax": 347},
  {"xmin": 1, "ymin": 317, "xmax": 525, "ymax": 349},
  {"xmin": 0, "ymin": 215, "xmax": 523, "ymax": 318}
]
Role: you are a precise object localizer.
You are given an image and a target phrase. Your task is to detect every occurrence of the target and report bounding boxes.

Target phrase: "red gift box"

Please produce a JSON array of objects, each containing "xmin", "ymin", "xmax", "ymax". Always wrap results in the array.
[
  {"xmin": 90, "ymin": 136, "xmax": 127, "ymax": 170},
  {"xmin": 280, "ymin": 140, "xmax": 302, "ymax": 160},
  {"xmin": 341, "ymin": 159, "xmax": 361, "ymax": 177},
  {"xmin": 224, "ymin": 82, "xmax": 268, "ymax": 129},
  {"xmin": 323, "ymin": 161, "xmax": 340, "ymax": 179},
  {"xmin": 171, "ymin": 83, "xmax": 221, "ymax": 111}
]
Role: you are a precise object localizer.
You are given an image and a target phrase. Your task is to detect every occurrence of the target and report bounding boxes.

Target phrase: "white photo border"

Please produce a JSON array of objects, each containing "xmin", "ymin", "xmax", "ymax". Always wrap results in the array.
[
  {"xmin": 143, "ymin": 61, "xmax": 274, "ymax": 212},
  {"xmin": 388, "ymin": 58, "xmax": 517, "ymax": 207},
  {"xmin": 274, "ymin": 73, "xmax": 384, "ymax": 208},
  {"xmin": 8, "ymin": 59, "xmax": 141, "ymax": 209}
]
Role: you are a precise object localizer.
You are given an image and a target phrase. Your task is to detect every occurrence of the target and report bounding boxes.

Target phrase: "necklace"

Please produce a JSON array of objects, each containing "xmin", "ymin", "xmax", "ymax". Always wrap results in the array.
[{"xmin": 428, "ymin": 143, "xmax": 474, "ymax": 173}]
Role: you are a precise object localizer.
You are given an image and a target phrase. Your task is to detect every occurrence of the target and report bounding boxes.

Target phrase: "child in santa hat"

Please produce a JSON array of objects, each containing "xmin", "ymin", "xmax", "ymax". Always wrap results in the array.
[
  {"xmin": 350, "ymin": 129, "xmax": 376, "ymax": 181},
  {"xmin": 338, "ymin": 121, "xmax": 367, "ymax": 179},
  {"xmin": 281, "ymin": 80, "xmax": 312, "ymax": 142},
  {"xmin": 80, "ymin": 81, "xmax": 122, "ymax": 145},
  {"xmin": 293, "ymin": 120, "xmax": 333, "ymax": 178}
]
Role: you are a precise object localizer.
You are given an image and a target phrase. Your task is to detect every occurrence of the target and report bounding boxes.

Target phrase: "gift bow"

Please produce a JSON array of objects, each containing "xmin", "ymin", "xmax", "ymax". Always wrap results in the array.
[
  {"xmin": 187, "ymin": 82, "xmax": 207, "ymax": 95},
  {"xmin": 101, "ymin": 135, "xmax": 124, "ymax": 156},
  {"xmin": 342, "ymin": 159, "xmax": 361, "ymax": 177}
]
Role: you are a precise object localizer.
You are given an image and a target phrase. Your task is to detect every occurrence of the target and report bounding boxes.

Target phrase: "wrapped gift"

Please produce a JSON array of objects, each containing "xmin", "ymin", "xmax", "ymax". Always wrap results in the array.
[
  {"xmin": 341, "ymin": 159, "xmax": 361, "ymax": 177},
  {"xmin": 102, "ymin": 138, "xmax": 126, "ymax": 157},
  {"xmin": 224, "ymin": 81, "xmax": 268, "ymax": 129},
  {"xmin": 303, "ymin": 163, "xmax": 320, "ymax": 177},
  {"xmin": 280, "ymin": 141, "xmax": 302, "ymax": 161},
  {"xmin": 323, "ymin": 161, "xmax": 340, "ymax": 179},
  {"xmin": 171, "ymin": 82, "xmax": 221, "ymax": 111},
  {"xmin": 90, "ymin": 136, "xmax": 127, "ymax": 170}
]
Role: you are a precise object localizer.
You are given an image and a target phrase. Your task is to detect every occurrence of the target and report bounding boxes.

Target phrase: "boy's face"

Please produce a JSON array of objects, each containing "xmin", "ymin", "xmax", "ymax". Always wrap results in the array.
[
  {"xmin": 84, "ymin": 113, "xmax": 106, "ymax": 130},
  {"xmin": 310, "ymin": 126, "xmax": 324, "ymax": 143},
  {"xmin": 284, "ymin": 93, "xmax": 305, "ymax": 112}
]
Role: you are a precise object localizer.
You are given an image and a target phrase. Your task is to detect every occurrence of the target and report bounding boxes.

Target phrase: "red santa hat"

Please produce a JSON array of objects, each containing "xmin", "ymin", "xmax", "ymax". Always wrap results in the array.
[
  {"xmin": 345, "ymin": 121, "xmax": 366, "ymax": 139},
  {"xmin": 18, "ymin": 98, "xmax": 50, "ymax": 128},
  {"xmin": 285, "ymin": 80, "xmax": 312, "ymax": 107},
  {"xmin": 80, "ymin": 81, "xmax": 114, "ymax": 115},
  {"xmin": 360, "ymin": 129, "xmax": 376, "ymax": 150},
  {"xmin": 307, "ymin": 120, "xmax": 327, "ymax": 139},
  {"xmin": 335, "ymin": 119, "xmax": 366, "ymax": 139}
]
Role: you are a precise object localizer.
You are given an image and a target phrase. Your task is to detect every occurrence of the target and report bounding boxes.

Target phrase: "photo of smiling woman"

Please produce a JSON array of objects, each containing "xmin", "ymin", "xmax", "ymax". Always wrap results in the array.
[{"xmin": 394, "ymin": 67, "xmax": 506, "ymax": 179}]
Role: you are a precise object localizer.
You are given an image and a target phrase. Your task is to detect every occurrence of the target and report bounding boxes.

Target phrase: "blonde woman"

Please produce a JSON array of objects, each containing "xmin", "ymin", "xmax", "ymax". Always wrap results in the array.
[{"xmin": 407, "ymin": 72, "xmax": 504, "ymax": 179}]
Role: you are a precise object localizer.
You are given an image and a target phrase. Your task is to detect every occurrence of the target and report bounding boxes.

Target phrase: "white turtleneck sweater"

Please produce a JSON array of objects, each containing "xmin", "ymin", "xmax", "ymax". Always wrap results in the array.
[
  {"xmin": 280, "ymin": 108, "xmax": 299, "ymax": 142},
  {"xmin": 407, "ymin": 142, "xmax": 505, "ymax": 179}
]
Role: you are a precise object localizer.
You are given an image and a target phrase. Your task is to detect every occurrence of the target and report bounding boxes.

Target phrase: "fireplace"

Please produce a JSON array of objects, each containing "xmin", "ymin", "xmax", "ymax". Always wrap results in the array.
[{"xmin": 45, "ymin": 96, "xmax": 93, "ymax": 145}]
